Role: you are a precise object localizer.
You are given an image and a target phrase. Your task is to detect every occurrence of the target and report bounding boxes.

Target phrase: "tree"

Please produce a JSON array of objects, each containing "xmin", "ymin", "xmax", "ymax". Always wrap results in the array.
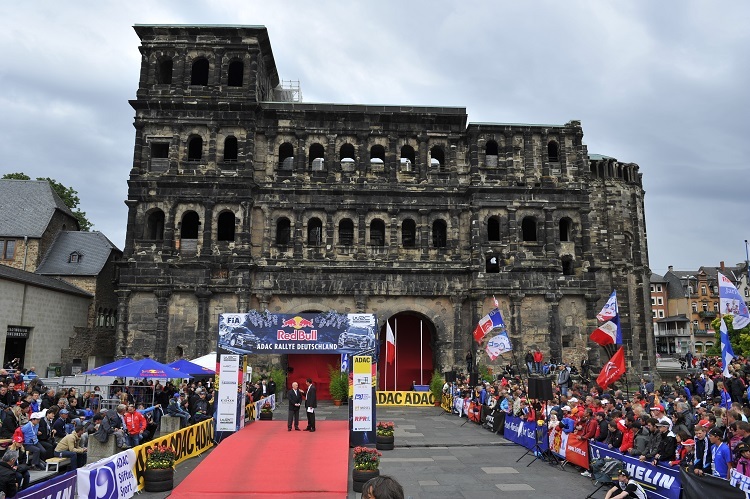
[
  {"xmin": 2, "ymin": 172, "xmax": 92, "ymax": 230},
  {"xmin": 707, "ymin": 315, "xmax": 750, "ymax": 357}
]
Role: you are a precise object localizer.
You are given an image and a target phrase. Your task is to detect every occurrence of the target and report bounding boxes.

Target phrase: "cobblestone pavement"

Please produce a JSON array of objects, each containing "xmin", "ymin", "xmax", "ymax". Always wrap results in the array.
[{"xmin": 141, "ymin": 402, "xmax": 600, "ymax": 498}]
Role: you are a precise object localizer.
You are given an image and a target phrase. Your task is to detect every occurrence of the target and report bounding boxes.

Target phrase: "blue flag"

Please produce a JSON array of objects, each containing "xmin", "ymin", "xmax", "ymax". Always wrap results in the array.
[
  {"xmin": 718, "ymin": 272, "xmax": 750, "ymax": 329},
  {"xmin": 720, "ymin": 318, "xmax": 735, "ymax": 377},
  {"xmin": 341, "ymin": 354, "xmax": 349, "ymax": 372}
]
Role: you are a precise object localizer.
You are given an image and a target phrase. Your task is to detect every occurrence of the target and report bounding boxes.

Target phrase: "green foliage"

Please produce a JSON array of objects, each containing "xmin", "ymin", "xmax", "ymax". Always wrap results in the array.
[
  {"xmin": 478, "ymin": 363, "xmax": 491, "ymax": 383},
  {"xmin": 429, "ymin": 370, "xmax": 444, "ymax": 403},
  {"xmin": 2, "ymin": 172, "xmax": 92, "ymax": 230},
  {"xmin": 709, "ymin": 315, "xmax": 750, "ymax": 356},
  {"xmin": 328, "ymin": 364, "xmax": 349, "ymax": 401},
  {"xmin": 268, "ymin": 367, "xmax": 286, "ymax": 395}
]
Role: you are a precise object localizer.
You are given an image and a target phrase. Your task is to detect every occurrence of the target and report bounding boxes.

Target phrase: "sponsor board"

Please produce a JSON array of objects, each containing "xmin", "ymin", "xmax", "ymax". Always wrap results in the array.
[
  {"xmin": 590, "ymin": 441, "xmax": 679, "ymax": 499},
  {"xmin": 376, "ymin": 391, "xmax": 436, "ymax": 407},
  {"xmin": 77, "ymin": 449, "xmax": 138, "ymax": 499},
  {"xmin": 352, "ymin": 355, "xmax": 373, "ymax": 431}
]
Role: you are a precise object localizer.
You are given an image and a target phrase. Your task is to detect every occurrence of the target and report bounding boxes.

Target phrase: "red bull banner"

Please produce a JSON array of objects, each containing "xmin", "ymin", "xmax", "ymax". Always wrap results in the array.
[{"xmin": 218, "ymin": 311, "xmax": 378, "ymax": 356}]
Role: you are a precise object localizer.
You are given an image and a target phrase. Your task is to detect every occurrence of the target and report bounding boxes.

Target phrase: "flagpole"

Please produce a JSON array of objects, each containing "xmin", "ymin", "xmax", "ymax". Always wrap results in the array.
[
  {"xmin": 394, "ymin": 318, "xmax": 398, "ymax": 391},
  {"xmin": 420, "ymin": 319, "xmax": 423, "ymax": 386}
]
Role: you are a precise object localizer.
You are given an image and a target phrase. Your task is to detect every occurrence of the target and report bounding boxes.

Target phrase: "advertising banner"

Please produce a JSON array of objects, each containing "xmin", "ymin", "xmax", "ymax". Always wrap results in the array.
[
  {"xmin": 218, "ymin": 311, "xmax": 377, "ymax": 356},
  {"xmin": 253, "ymin": 394, "xmax": 276, "ymax": 421},
  {"xmin": 730, "ymin": 468, "xmax": 750, "ymax": 493},
  {"xmin": 376, "ymin": 391, "xmax": 435, "ymax": 406},
  {"xmin": 352, "ymin": 356, "xmax": 373, "ymax": 431},
  {"xmin": 503, "ymin": 414, "xmax": 549, "ymax": 451},
  {"xmin": 441, "ymin": 393, "xmax": 453, "ymax": 413},
  {"xmin": 548, "ymin": 426, "xmax": 589, "ymax": 469},
  {"xmin": 77, "ymin": 449, "xmax": 138, "ymax": 499},
  {"xmin": 18, "ymin": 471, "xmax": 76, "ymax": 499},
  {"xmin": 132, "ymin": 418, "xmax": 214, "ymax": 491},
  {"xmin": 590, "ymin": 441, "xmax": 680, "ymax": 499},
  {"xmin": 682, "ymin": 467, "xmax": 746, "ymax": 499},
  {"xmin": 216, "ymin": 354, "xmax": 241, "ymax": 432},
  {"xmin": 484, "ymin": 409, "xmax": 505, "ymax": 434}
]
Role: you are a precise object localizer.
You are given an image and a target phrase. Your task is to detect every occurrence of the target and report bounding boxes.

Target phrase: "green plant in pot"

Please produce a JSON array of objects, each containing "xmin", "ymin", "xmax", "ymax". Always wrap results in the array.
[
  {"xmin": 328, "ymin": 365, "xmax": 349, "ymax": 405},
  {"xmin": 144, "ymin": 445, "xmax": 176, "ymax": 492},
  {"xmin": 429, "ymin": 370, "xmax": 444, "ymax": 406}
]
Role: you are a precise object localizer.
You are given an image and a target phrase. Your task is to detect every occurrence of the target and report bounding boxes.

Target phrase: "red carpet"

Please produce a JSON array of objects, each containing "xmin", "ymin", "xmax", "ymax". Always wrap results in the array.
[{"xmin": 170, "ymin": 420, "xmax": 350, "ymax": 498}]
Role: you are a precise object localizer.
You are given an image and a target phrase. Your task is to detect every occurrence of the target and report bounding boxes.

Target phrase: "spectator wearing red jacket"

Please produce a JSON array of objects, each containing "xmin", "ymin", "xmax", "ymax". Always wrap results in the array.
[
  {"xmin": 123, "ymin": 404, "xmax": 147, "ymax": 447},
  {"xmin": 618, "ymin": 418, "xmax": 635, "ymax": 454},
  {"xmin": 577, "ymin": 409, "xmax": 598, "ymax": 441},
  {"xmin": 532, "ymin": 350, "xmax": 543, "ymax": 374}
]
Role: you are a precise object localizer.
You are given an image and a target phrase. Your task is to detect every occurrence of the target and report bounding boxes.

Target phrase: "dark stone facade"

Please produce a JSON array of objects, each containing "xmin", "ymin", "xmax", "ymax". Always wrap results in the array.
[{"xmin": 117, "ymin": 25, "xmax": 655, "ymax": 373}]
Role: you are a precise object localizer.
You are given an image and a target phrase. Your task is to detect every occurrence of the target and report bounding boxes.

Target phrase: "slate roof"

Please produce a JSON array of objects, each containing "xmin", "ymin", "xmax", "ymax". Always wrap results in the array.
[
  {"xmin": 36, "ymin": 231, "xmax": 121, "ymax": 276},
  {"xmin": 650, "ymin": 273, "xmax": 665, "ymax": 283},
  {"xmin": 0, "ymin": 264, "xmax": 91, "ymax": 297},
  {"xmin": 0, "ymin": 180, "xmax": 78, "ymax": 237}
]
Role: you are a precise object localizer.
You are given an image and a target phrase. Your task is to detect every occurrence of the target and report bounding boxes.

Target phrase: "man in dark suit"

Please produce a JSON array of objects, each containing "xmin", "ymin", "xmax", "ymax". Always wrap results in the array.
[
  {"xmin": 287, "ymin": 382, "xmax": 302, "ymax": 431},
  {"xmin": 304, "ymin": 378, "xmax": 317, "ymax": 432}
]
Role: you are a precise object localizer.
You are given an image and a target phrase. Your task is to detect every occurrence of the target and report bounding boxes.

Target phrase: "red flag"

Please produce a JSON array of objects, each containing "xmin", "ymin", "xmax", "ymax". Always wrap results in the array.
[
  {"xmin": 386, "ymin": 323, "xmax": 395, "ymax": 364},
  {"xmin": 589, "ymin": 319, "xmax": 618, "ymax": 346},
  {"xmin": 596, "ymin": 346, "xmax": 626, "ymax": 390}
]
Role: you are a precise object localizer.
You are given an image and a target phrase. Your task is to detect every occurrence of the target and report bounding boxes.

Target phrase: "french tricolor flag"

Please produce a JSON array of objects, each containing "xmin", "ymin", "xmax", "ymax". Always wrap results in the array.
[{"xmin": 590, "ymin": 290, "xmax": 622, "ymax": 346}]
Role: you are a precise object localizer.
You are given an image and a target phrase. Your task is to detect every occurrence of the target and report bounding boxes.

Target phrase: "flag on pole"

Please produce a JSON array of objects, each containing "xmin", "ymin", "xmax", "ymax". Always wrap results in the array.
[
  {"xmin": 596, "ymin": 346, "xmax": 626, "ymax": 389},
  {"xmin": 718, "ymin": 272, "xmax": 750, "ymax": 329},
  {"xmin": 720, "ymin": 318, "xmax": 735, "ymax": 378},
  {"xmin": 341, "ymin": 354, "xmax": 349, "ymax": 372},
  {"xmin": 486, "ymin": 329, "xmax": 512, "ymax": 361},
  {"xmin": 386, "ymin": 322, "xmax": 396, "ymax": 365},
  {"xmin": 590, "ymin": 290, "xmax": 622, "ymax": 345},
  {"xmin": 473, "ymin": 308, "xmax": 506, "ymax": 343}
]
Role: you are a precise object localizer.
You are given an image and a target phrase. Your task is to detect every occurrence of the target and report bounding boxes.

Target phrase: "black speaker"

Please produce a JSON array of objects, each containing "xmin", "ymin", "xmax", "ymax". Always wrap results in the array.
[
  {"xmin": 469, "ymin": 372, "xmax": 479, "ymax": 387},
  {"xmin": 444, "ymin": 371, "xmax": 456, "ymax": 383},
  {"xmin": 528, "ymin": 377, "xmax": 553, "ymax": 401}
]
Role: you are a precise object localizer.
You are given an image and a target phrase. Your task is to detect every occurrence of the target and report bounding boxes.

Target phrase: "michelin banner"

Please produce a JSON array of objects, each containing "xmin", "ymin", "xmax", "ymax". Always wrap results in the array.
[
  {"xmin": 18, "ymin": 471, "xmax": 76, "ymax": 499},
  {"xmin": 77, "ymin": 449, "xmax": 138, "ymax": 499},
  {"xmin": 132, "ymin": 418, "xmax": 214, "ymax": 491},
  {"xmin": 590, "ymin": 441, "xmax": 680, "ymax": 499},
  {"xmin": 376, "ymin": 391, "xmax": 436, "ymax": 406}
]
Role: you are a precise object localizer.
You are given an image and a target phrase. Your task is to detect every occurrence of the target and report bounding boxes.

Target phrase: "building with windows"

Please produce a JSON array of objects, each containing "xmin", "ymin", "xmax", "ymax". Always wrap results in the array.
[{"xmin": 117, "ymin": 25, "xmax": 654, "ymax": 385}]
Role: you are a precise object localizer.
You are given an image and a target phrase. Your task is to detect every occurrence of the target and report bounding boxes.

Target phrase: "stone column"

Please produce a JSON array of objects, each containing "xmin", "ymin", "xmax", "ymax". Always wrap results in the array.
[
  {"xmin": 546, "ymin": 292, "xmax": 563, "ymax": 363},
  {"xmin": 153, "ymin": 289, "xmax": 172, "ymax": 362},
  {"xmin": 123, "ymin": 200, "xmax": 138, "ymax": 258},
  {"xmin": 509, "ymin": 292, "xmax": 524, "ymax": 351},
  {"xmin": 163, "ymin": 203, "xmax": 177, "ymax": 255},
  {"xmin": 585, "ymin": 293, "xmax": 601, "ymax": 366},
  {"xmin": 450, "ymin": 294, "xmax": 465, "ymax": 370},
  {"xmin": 195, "ymin": 288, "xmax": 213, "ymax": 357},
  {"xmin": 544, "ymin": 207, "xmax": 555, "ymax": 257},
  {"xmin": 257, "ymin": 293, "xmax": 271, "ymax": 312},
  {"xmin": 202, "ymin": 200, "xmax": 214, "ymax": 255},
  {"xmin": 354, "ymin": 293, "xmax": 367, "ymax": 313},
  {"xmin": 115, "ymin": 290, "xmax": 131, "ymax": 358},
  {"xmin": 236, "ymin": 288, "xmax": 250, "ymax": 313}
]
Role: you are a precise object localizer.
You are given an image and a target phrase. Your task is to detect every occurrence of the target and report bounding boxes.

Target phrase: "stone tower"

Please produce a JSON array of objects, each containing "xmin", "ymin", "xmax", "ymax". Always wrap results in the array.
[{"xmin": 117, "ymin": 25, "xmax": 654, "ymax": 375}]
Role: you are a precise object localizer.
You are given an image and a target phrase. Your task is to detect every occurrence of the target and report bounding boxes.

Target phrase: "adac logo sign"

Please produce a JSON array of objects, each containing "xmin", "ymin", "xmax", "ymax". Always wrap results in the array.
[{"xmin": 376, "ymin": 391, "xmax": 436, "ymax": 407}]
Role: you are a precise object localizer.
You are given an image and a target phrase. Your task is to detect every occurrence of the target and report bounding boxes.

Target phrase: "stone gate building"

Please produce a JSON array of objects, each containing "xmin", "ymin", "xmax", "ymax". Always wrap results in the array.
[{"xmin": 117, "ymin": 25, "xmax": 655, "ymax": 376}]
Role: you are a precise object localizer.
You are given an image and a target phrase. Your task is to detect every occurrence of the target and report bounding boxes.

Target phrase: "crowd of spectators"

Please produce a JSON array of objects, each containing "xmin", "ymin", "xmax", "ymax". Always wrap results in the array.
[
  {"xmin": 446, "ymin": 353, "xmax": 750, "ymax": 484},
  {"xmin": 0, "ymin": 365, "xmax": 214, "ymax": 494}
]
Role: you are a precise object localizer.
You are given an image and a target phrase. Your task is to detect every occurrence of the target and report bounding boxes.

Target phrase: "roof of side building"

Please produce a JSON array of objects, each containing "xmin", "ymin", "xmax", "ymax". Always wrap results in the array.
[
  {"xmin": 0, "ymin": 180, "xmax": 78, "ymax": 238},
  {"xmin": 0, "ymin": 264, "xmax": 91, "ymax": 297},
  {"xmin": 36, "ymin": 231, "xmax": 121, "ymax": 276}
]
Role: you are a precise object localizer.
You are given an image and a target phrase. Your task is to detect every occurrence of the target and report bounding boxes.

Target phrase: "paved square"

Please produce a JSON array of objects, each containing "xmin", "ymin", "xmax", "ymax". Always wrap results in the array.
[
  {"xmin": 496, "ymin": 483, "xmax": 535, "ymax": 491},
  {"xmin": 481, "ymin": 466, "xmax": 519, "ymax": 474}
]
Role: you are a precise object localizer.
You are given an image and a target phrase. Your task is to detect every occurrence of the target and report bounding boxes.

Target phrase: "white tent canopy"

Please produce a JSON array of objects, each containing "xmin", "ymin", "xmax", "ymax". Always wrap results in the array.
[{"xmin": 190, "ymin": 352, "xmax": 216, "ymax": 371}]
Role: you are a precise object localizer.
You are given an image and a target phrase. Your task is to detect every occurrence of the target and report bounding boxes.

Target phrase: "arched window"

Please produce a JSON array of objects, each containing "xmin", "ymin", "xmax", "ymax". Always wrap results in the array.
[
  {"xmin": 432, "ymin": 220, "xmax": 447, "ymax": 248},
  {"xmin": 224, "ymin": 136, "xmax": 238, "ymax": 162},
  {"xmin": 430, "ymin": 146, "xmax": 445, "ymax": 171},
  {"xmin": 402, "ymin": 219, "xmax": 416, "ymax": 248},
  {"xmin": 400, "ymin": 145, "xmax": 415, "ymax": 170},
  {"xmin": 307, "ymin": 218, "xmax": 322, "ymax": 246},
  {"xmin": 309, "ymin": 143, "xmax": 325, "ymax": 171},
  {"xmin": 547, "ymin": 141, "xmax": 559, "ymax": 162},
  {"xmin": 562, "ymin": 258, "xmax": 574, "ymax": 276},
  {"xmin": 279, "ymin": 142, "xmax": 294, "ymax": 170},
  {"xmin": 188, "ymin": 136, "xmax": 203, "ymax": 161},
  {"xmin": 486, "ymin": 256, "xmax": 499, "ymax": 273},
  {"xmin": 339, "ymin": 219, "xmax": 354, "ymax": 246},
  {"xmin": 370, "ymin": 145, "xmax": 385, "ymax": 165},
  {"xmin": 276, "ymin": 218, "xmax": 291, "ymax": 246},
  {"xmin": 217, "ymin": 211, "xmax": 236, "ymax": 241},
  {"xmin": 370, "ymin": 219, "xmax": 385, "ymax": 246},
  {"xmin": 180, "ymin": 211, "xmax": 200, "ymax": 239},
  {"xmin": 485, "ymin": 140, "xmax": 499, "ymax": 167},
  {"xmin": 340, "ymin": 143, "xmax": 355, "ymax": 161},
  {"xmin": 145, "ymin": 210, "xmax": 165, "ymax": 240},
  {"xmin": 559, "ymin": 218, "xmax": 572, "ymax": 242},
  {"xmin": 521, "ymin": 217, "xmax": 537, "ymax": 242},
  {"xmin": 488, "ymin": 217, "xmax": 500, "ymax": 242},
  {"xmin": 227, "ymin": 60, "xmax": 244, "ymax": 87},
  {"xmin": 157, "ymin": 58, "xmax": 173, "ymax": 84},
  {"xmin": 191, "ymin": 58, "xmax": 209, "ymax": 85}
]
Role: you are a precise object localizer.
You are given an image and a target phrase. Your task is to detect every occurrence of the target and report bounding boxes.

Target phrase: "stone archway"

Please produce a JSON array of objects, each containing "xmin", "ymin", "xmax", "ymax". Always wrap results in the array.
[{"xmin": 379, "ymin": 312, "xmax": 436, "ymax": 391}]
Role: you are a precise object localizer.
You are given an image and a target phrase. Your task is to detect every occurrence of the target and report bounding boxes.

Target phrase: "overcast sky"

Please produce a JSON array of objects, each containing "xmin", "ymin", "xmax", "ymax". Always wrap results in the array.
[{"xmin": 1, "ymin": 1, "xmax": 748, "ymax": 275}]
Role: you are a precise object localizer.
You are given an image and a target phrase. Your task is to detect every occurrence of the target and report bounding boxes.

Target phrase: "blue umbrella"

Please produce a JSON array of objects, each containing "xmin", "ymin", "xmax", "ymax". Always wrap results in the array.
[
  {"xmin": 84, "ymin": 358, "xmax": 135, "ymax": 375},
  {"xmin": 167, "ymin": 359, "xmax": 215, "ymax": 376},
  {"xmin": 94, "ymin": 358, "xmax": 188, "ymax": 379}
]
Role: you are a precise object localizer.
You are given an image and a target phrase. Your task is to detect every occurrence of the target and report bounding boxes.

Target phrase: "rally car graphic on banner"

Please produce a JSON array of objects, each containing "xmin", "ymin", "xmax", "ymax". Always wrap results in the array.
[{"xmin": 218, "ymin": 310, "xmax": 377, "ymax": 356}]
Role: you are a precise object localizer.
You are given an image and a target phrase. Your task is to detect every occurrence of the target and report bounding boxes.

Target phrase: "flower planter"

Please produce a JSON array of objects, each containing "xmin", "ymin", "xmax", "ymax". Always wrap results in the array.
[
  {"xmin": 376, "ymin": 434, "xmax": 394, "ymax": 451},
  {"xmin": 352, "ymin": 468, "xmax": 380, "ymax": 492},
  {"xmin": 259, "ymin": 411, "xmax": 273, "ymax": 420},
  {"xmin": 144, "ymin": 468, "xmax": 174, "ymax": 492},
  {"xmin": 333, "ymin": 399, "xmax": 342, "ymax": 406}
]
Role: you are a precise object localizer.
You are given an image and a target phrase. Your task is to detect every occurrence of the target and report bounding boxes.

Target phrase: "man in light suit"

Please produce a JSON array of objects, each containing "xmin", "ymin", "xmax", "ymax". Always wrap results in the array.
[
  {"xmin": 287, "ymin": 382, "xmax": 302, "ymax": 431},
  {"xmin": 304, "ymin": 378, "xmax": 317, "ymax": 432}
]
